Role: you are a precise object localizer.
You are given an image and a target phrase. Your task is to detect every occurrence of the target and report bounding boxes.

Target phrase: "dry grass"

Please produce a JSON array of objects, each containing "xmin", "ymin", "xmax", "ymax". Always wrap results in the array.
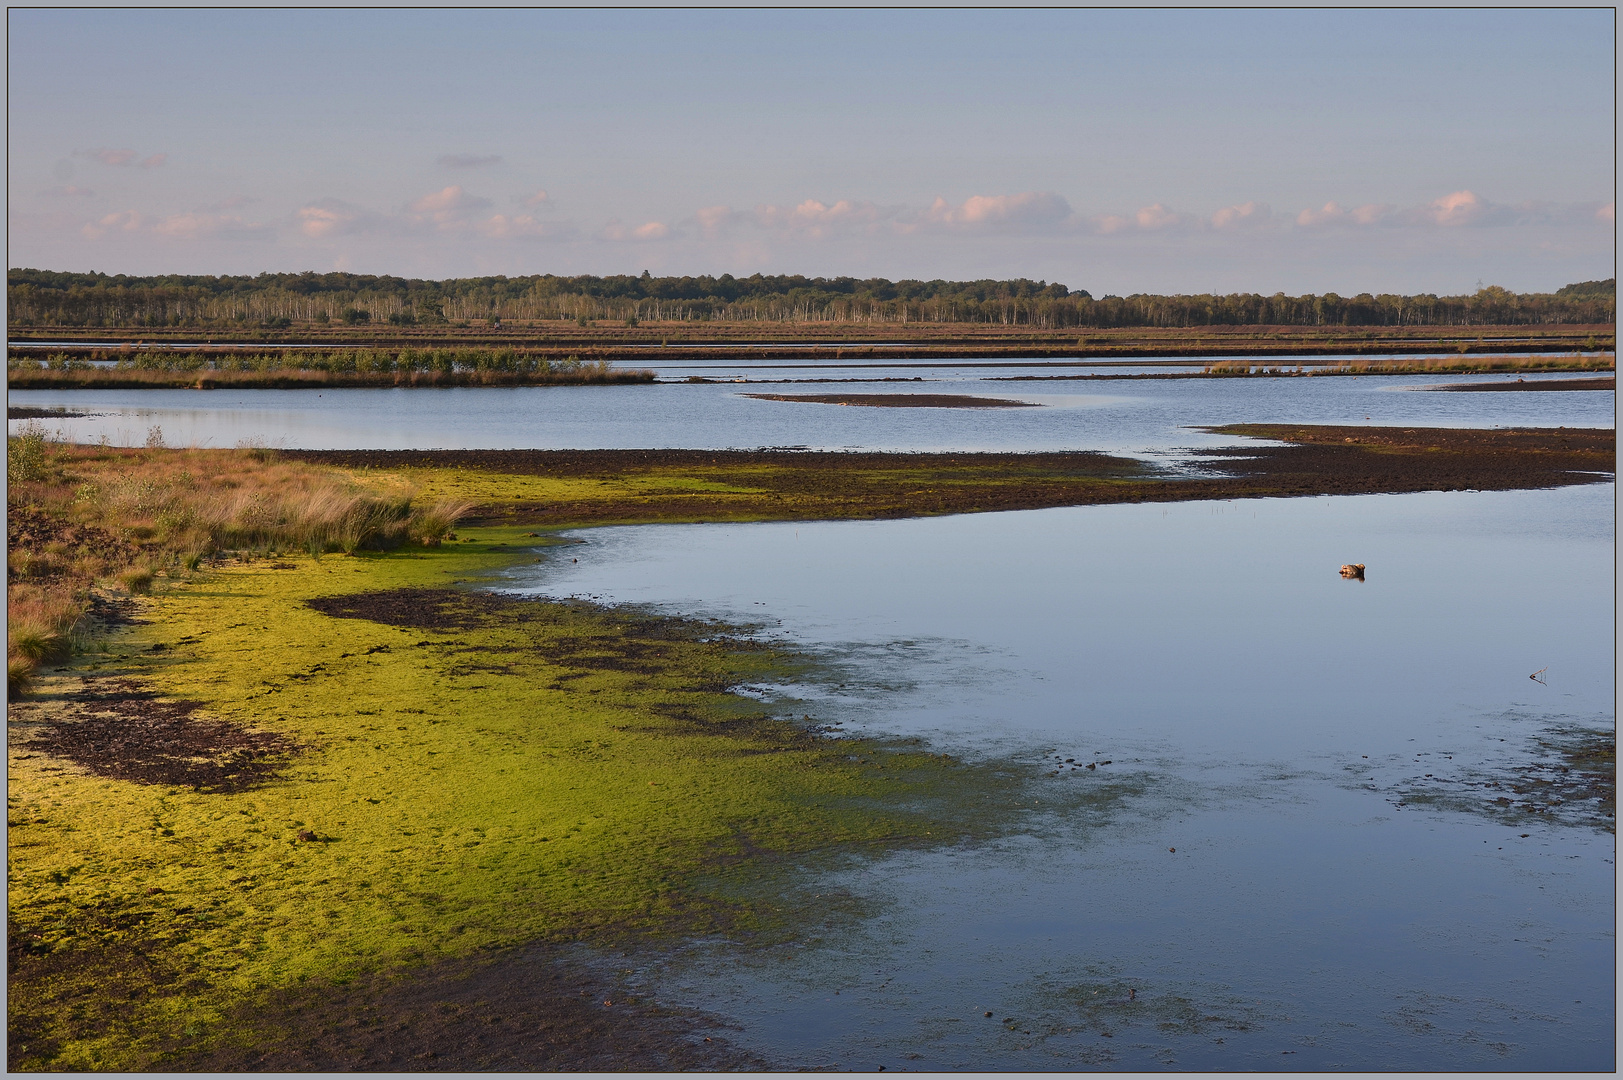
[{"xmin": 6, "ymin": 437, "xmax": 472, "ymax": 697}]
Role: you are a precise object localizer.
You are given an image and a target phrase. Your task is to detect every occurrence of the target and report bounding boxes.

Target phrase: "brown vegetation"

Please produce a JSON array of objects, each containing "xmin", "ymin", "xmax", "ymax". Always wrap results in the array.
[{"xmin": 4, "ymin": 433, "xmax": 470, "ymax": 698}]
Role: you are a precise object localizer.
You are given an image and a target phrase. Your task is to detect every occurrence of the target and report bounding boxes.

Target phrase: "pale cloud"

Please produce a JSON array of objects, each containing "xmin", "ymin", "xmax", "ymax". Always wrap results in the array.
[
  {"xmin": 297, "ymin": 199, "xmax": 386, "ymax": 239},
  {"xmin": 1210, "ymin": 201, "xmax": 1270, "ymax": 229},
  {"xmin": 600, "ymin": 219, "xmax": 670, "ymax": 242},
  {"xmin": 1087, "ymin": 203, "xmax": 1195, "ymax": 235},
  {"xmin": 757, "ymin": 198, "xmax": 889, "ymax": 237},
  {"xmin": 695, "ymin": 205, "xmax": 737, "ymax": 235},
  {"xmin": 148, "ymin": 212, "xmax": 267, "ymax": 241},
  {"xmin": 1134, "ymin": 203, "xmax": 1182, "ymax": 230},
  {"xmin": 406, "ymin": 185, "xmax": 494, "ymax": 230},
  {"xmin": 1597, "ymin": 202, "xmax": 1614, "ymax": 223},
  {"xmin": 478, "ymin": 213, "xmax": 570, "ymax": 241},
  {"xmin": 922, "ymin": 191, "xmax": 1071, "ymax": 229},
  {"xmin": 523, "ymin": 189, "xmax": 551, "ymax": 207},
  {"xmin": 1295, "ymin": 201, "xmax": 1396, "ymax": 227},
  {"xmin": 41, "ymin": 185, "xmax": 94, "ymax": 198},
  {"xmin": 1289, "ymin": 191, "xmax": 1586, "ymax": 230},
  {"xmin": 81, "ymin": 148, "xmax": 166, "ymax": 168},
  {"xmin": 1424, "ymin": 189, "xmax": 1486, "ymax": 226},
  {"xmin": 80, "ymin": 210, "xmax": 143, "ymax": 239},
  {"xmin": 79, "ymin": 208, "xmax": 266, "ymax": 242},
  {"xmin": 436, "ymin": 153, "xmax": 503, "ymax": 169}
]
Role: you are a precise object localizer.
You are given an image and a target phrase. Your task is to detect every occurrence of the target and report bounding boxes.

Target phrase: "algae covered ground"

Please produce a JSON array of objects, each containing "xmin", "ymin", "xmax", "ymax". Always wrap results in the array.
[{"xmin": 7, "ymin": 528, "xmax": 1034, "ymax": 1070}]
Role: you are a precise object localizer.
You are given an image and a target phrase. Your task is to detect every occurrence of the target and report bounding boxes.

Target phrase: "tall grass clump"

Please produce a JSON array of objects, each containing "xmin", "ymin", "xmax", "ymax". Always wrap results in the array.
[
  {"xmin": 409, "ymin": 498, "xmax": 477, "ymax": 547},
  {"xmin": 6, "ymin": 588, "xmax": 84, "ymax": 700}
]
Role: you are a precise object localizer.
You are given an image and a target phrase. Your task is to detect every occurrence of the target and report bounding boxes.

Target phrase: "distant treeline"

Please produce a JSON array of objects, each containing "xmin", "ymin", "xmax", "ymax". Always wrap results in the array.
[{"xmin": 7, "ymin": 269, "xmax": 1614, "ymax": 329}]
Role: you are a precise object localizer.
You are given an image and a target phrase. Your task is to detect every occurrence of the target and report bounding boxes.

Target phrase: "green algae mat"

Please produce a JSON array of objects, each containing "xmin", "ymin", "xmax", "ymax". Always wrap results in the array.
[{"xmin": 7, "ymin": 530, "xmax": 1011, "ymax": 1070}]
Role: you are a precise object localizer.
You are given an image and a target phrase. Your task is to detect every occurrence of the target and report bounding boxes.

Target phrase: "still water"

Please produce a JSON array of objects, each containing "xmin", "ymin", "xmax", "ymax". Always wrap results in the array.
[
  {"xmin": 7, "ymin": 362, "xmax": 1614, "ymax": 459},
  {"xmin": 503, "ymin": 483, "xmax": 1615, "ymax": 1070}
]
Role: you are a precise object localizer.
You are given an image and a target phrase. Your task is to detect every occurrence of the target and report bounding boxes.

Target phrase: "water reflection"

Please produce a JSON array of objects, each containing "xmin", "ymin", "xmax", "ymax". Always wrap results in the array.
[{"xmin": 504, "ymin": 484, "xmax": 1614, "ymax": 1070}]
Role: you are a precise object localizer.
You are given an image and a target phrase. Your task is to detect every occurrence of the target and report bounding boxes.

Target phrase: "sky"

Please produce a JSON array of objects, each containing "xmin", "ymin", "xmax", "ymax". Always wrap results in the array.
[{"xmin": 6, "ymin": 9, "xmax": 1616, "ymax": 295}]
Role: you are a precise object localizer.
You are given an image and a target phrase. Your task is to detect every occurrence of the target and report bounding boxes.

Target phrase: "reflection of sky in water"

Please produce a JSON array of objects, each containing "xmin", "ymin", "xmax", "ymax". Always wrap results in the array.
[
  {"xmin": 9, "ymin": 366, "xmax": 1614, "ymax": 457},
  {"xmin": 507, "ymin": 485, "xmax": 1614, "ymax": 1069}
]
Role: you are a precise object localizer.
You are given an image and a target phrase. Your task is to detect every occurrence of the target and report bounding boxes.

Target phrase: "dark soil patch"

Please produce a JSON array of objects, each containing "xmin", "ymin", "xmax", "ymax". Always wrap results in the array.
[
  {"xmin": 86, "ymin": 592, "xmax": 148, "ymax": 627},
  {"xmin": 29, "ymin": 678, "xmax": 297, "ymax": 793},
  {"xmin": 306, "ymin": 587, "xmax": 523, "ymax": 630},
  {"xmin": 742, "ymin": 392, "xmax": 1038, "ymax": 408},
  {"xmin": 1427, "ymin": 377, "xmax": 1616, "ymax": 392},
  {"xmin": 168, "ymin": 940, "xmax": 764, "ymax": 1071},
  {"xmin": 6, "ymin": 504, "xmax": 139, "ymax": 570},
  {"xmin": 7, "ymin": 405, "xmax": 91, "ymax": 419}
]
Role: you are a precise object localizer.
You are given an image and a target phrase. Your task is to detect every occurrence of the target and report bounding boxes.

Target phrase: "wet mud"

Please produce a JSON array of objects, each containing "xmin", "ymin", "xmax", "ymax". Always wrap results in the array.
[
  {"xmin": 171, "ymin": 941, "xmax": 765, "ymax": 1072},
  {"xmin": 23, "ymin": 677, "xmax": 297, "ymax": 793},
  {"xmin": 741, "ymin": 392, "xmax": 1038, "ymax": 408},
  {"xmin": 1388, "ymin": 723, "xmax": 1615, "ymax": 832},
  {"xmin": 1427, "ymin": 377, "xmax": 1615, "ymax": 392},
  {"xmin": 285, "ymin": 426, "xmax": 1614, "ymax": 529}
]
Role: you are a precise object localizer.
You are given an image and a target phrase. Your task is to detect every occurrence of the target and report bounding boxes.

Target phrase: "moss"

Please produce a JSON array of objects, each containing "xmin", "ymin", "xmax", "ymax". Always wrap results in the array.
[{"xmin": 6, "ymin": 529, "xmax": 1008, "ymax": 1070}]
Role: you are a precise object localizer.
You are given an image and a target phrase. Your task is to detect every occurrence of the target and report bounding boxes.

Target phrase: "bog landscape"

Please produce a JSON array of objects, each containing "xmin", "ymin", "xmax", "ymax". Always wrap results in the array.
[{"xmin": 5, "ymin": 269, "xmax": 1616, "ymax": 1070}]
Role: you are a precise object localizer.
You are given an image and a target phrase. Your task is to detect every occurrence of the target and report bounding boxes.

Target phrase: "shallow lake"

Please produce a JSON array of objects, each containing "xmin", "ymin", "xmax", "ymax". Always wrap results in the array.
[
  {"xmin": 8, "ymin": 359, "xmax": 1614, "ymax": 459},
  {"xmin": 10, "ymin": 368, "xmax": 1614, "ymax": 1068},
  {"xmin": 504, "ymin": 482, "xmax": 1615, "ymax": 1070}
]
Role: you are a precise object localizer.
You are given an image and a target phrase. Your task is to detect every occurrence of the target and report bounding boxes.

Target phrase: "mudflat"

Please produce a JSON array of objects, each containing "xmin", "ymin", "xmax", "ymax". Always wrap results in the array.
[
  {"xmin": 741, "ymin": 392, "xmax": 1038, "ymax": 407},
  {"xmin": 286, "ymin": 425, "xmax": 1615, "ymax": 528},
  {"xmin": 1427, "ymin": 376, "xmax": 1616, "ymax": 392}
]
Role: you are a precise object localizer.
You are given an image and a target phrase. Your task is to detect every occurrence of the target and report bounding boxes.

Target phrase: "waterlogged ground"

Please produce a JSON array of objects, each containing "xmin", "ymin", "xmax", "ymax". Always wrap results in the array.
[
  {"xmin": 505, "ymin": 482, "xmax": 1616, "ymax": 1070},
  {"xmin": 8, "ymin": 535, "xmax": 1048, "ymax": 1070}
]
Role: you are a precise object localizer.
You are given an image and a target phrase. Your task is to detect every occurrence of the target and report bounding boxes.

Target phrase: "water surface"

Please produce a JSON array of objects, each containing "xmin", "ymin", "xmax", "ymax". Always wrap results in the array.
[
  {"xmin": 10, "ymin": 362, "xmax": 1612, "ymax": 459},
  {"xmin": 505, "ymin": 483, "xmax": 1615, "ymax": 1070}
]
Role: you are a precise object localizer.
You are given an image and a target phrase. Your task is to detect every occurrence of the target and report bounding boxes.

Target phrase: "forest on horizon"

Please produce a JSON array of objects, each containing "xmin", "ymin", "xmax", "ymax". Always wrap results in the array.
[{"xmin": 7, "ymin": 268, "xmax": 1614, "ymax": 330}]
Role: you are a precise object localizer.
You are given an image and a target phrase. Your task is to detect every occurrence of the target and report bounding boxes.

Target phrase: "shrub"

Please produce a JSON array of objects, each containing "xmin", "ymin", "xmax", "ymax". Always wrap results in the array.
[{"xmin": 7, "ymin": 422, "xmax": 49, "ymax": 484}]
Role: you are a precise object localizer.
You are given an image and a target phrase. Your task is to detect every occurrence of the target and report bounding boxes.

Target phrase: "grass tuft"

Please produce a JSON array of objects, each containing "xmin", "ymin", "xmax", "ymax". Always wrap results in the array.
[
  {"xmin": 8, "ymin": 654, "xmax": 37, "ymax": 700},
  {"xmin": 409, "ymin": 498, "xmax": 477, "ymax": 547},
  {"xmin": 117, "ymin": 567, "xmax": 155, "ymax": 594}
]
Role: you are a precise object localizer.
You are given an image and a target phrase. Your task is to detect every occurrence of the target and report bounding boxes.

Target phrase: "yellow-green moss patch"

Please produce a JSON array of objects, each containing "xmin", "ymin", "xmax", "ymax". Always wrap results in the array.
[{"xmin": 7, "ymin": 530, "xmax": 1017, "ymax": 1070}]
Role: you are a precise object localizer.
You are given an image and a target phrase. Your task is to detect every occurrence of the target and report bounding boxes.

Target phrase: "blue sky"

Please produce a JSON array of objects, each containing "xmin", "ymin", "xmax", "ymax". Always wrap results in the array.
[{"xmin": 7, "ymin": 9, "xmax": 1614, "ymax": 293}]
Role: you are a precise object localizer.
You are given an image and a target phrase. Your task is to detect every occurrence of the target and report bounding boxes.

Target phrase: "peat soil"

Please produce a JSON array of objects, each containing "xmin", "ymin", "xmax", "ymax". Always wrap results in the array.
[
  {"xmin": 19, "ymin": 676, "xmax": 297, "ymax": 794},
  {"xmin": 7, "ymin": 504, "xmax": 140, "ymax": 574},
  {"xmin": 741, "ymin": 392, "xmax": 1038, "ymax": 407},
  {"xmin": 1428, "ymin": 376, "xmax": 1616, "ymax": 392},
  {"xmin": 7, "ymin": 405, "xmax": 92, "ymax": 419},
  {"xmin": 171, "ymin": 941, "xmax": 765, "ymax": 1072},
  {"xmin": 285, "ymin": 425, "xmax": 1615, "ymax": 527}
]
